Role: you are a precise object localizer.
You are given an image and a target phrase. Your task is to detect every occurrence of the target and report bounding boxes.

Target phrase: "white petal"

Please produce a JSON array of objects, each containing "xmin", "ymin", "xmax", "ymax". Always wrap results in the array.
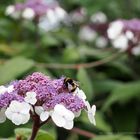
[
  {"xmin": 5, "ymin": 5, "xmax": 15, "ymax": 15},
  {"xmin": 125, "ymin": 30, "xmax": 134, "ymax": 40},
  {"xmin": 35, "ymin": 106, "xmax": 44, "ymax": 116},
  {"xmin": 9, "ymin": 101, "xmax": 20, "ymax": 111},
  {"xmin": 54, "ymin": 104, "xmax": 66, "ymax": 115},
  {"xmin": 63, "ymin": 109, "xmax": 74, "ymax": 121},
  {"xmin": 132, "ymin": 46, "xmax": 140, "ymax": 55},
  {"xmin": 22, "ymin": 8, "xmax": 35, "ymax": 19},
  {"xmin": 91, "ymin": 105, "xmax": 96, "ymax": 116},
  {"xmin": 91, "ymin": 12, "xmax": 107, "ymax": 23},
  {"xmin": 74, "ymin": 110, "xmax": 81, "ymax": 117},
  {"xmin": 0, "ymin": 108, "xmax": 6, "ymax": 123},
  {"xmin": 84, "ymin": 101, "xmax": 91, "ymax": 111},
  {"xmin": 0, "ymin": 86, "xmax": 7, "ymax": 94},
  {"xmin": 12, "ymin": 113, "xmax": 23, "ymax": 125},
  {"xmin": 21, "ymin": 114, "xmax": 30, "ymax": 124},
  {"xmin": 27, "ymin": 98, "xmax": 37, "ymax": 105},
  {"xmin": 77, "ymin": 89, "xmax": 86, "ymax": 100},
  {"xmin": 51, "ymin": 111, "xmax": 65, "ymax": 127},
  {"xmin": 95, "ymin": 36, "xmax": 108, "ymax": 48},
  {"xmin": 79, "ymin": 26, "xmax": 97, "ymax": 42},
  {"xmin": 112, "ymin": 34, "xmax": 128, "ymax": 50},
  {"xmin": 40, "ymin": 111, "xmax": 49, "ymax": 121},
  {"xmin": 107, "ymin": 21, "xmax": 123, "ymax": 39},
  {"xmin": 88, "ymin": 111, "xmax": 96, "ymax": 125},
  {"xmin": 46, "ymin": 9, "xmax": 57, "ymax": 24},
  {"xmin": 20, "ymin": 102, "xmax": 31, "ymax": 114},
  {"xmin": 25, "ymin": 92, "xmax": 37, "ymax": 105},
  {"xmin": 63, "ymin": 120, "xmax": 74, "ymax": 130},
  {"xmin": 7, "ymin": 85, "xmax": 14, "ymax": 93},
  {"xmin": 26, "ymin": 92, "xmax": 36, "ymax": 97},
  {"xmin": 54, "ymin": 7, "xmax": 66, "ymax": 20},
  {"xmin": 5, "ymin": 108, "xmax": 13, "ymax": 120}
]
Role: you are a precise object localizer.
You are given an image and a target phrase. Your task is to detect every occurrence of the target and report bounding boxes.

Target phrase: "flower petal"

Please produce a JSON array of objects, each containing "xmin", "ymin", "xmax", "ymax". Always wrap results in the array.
[
  {"xmin": 63, "ymin": 120, "xmax": 73, "ymax": 130},
  {"xmin": 84, "ymin": 101, "xmax": 91, "ymax": 111},
  {"xmin": 0, "ymin": 86, "xmax": 7, "ymax": 94},
  {"xmin": 88, "ymin": 111, "xmax": 96, "ymax": 125},
  {"xmin": 76, "ymin": 89, "xmax": 86, "ymax": 100},
  {"xmin": 74, "ymin": 110, "xmax": 81, "ymax": 117},
  {"xmin": 54, "ymin": 104, "xmax": 66, "ymax": 115},
  {"xmin": 21, "ymin": 114, "xmax": 30, "ymax": 124},
  {"xmin": 20, "ymin": 102, "xmax": 31, "ymax": 114},
  {"xmin": 0, "ymin": 108, "xmax": 6, "ymax": 123},
  {"xmin": 35, "ymin": 106, "xmax": 44, "ymax": 116},
  {"xmin": 51, "ymin": 111, "xmax": 65, "ymax": 127},
  {"xmin": 12, "ymin": 113, "xmax": 23, "ymax": 125},
  {"xmin": 25, "ymin": 92, "xmax": 37, "ymax": 105},
  {"xmin": 63, "ymin": 109, "xmax": 74, "ymax": 121},
  {"xmin": 7, "ymin": 85, "xmax": 14, "ymax": 93},
  {"xmin": 40, "ymin": 111, "xmax": 49, "ymax": 121},
  {"xmin": 5, "ymin": 108, "xmax": 13, "ymax": 120},
  {"xmin": 91, "ymin": 105, "xmax": 96, "ymax": 116}
]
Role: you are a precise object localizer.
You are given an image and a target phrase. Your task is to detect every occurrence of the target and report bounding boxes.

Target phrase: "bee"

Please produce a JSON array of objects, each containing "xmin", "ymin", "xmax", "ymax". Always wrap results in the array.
[{"xmin": 64, "ymin": 77, "xmax": 79, "ymax": 93}]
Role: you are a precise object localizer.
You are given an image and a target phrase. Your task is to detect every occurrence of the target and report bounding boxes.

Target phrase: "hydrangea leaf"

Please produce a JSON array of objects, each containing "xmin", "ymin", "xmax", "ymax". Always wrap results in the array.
[
  {"xmin": 15, "ymin": 128, "xmax": 32, "ymax": 139},
  {"xmin": 36, "ymin": 130, "xmax": 54, "ymax": 140},
  {"xmin": 15, "ymin": 128, "xmax": 54, "ymax": 140},
  {"xmin": 63, "ymin": 46, "xmax": 80, "ymax": 62},
  {"xmin": 102, "ymin": 81, "xmax": 140, "ymax": 111},
  {"xmin": 93, "ymin": 80, "xmax": 122, "ymax": 94},
  {"xmin": 0, "ymin": 138, "xmax": 15, "ymax": 140},
  {"xmin": 95, "ymin": 112, "xmax": 112, "ymax": 132},
  {"xmin": 0, "ymin": 57, "xmax": 34, "ymax": 84}
]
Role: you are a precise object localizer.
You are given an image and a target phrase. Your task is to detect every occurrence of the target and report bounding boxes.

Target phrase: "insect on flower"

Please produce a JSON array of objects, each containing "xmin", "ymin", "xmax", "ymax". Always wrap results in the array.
[{"xmin": 64, "ymin": 77, "xmax": 79, "ymax": 93}]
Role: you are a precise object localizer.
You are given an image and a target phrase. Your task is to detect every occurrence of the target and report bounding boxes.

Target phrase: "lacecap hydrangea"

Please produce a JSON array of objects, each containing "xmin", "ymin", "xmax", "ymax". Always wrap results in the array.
[{"xmin": 0, "ymin": 72, "xmax": 96, "ymax": 129}]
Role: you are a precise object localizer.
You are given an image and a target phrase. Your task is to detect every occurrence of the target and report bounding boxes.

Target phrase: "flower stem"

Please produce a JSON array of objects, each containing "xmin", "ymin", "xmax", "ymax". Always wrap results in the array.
[
  {"xmin": 16, "ymin": 136, "xmax": 22, "ymax": 140},
  {"xmin": 29, "ymin": 116, "xmax": 40, "ymax": 140}
]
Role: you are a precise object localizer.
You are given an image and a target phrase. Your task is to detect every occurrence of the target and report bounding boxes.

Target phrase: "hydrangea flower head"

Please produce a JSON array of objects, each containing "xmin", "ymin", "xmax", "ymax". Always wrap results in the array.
[
  {"xmin": 0, "ymin": 72, "xmax": 96, "ymax": 130},
  {"xmin": 107, "ymin": 19, "xmax": 140, "ymax": 54}
]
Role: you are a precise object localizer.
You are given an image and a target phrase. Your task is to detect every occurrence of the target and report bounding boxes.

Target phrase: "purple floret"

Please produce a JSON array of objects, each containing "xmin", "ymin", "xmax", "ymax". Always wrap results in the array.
[
  {"xmin": 0, "ymin": 92, "xmax": 23, "ymax": 109},
  {"xmin": 14, "ymin": 0, "xmax": 59, "ymax": 17},
  {"xmin": 14, "ymin": 72, "xmax": 58, "ymax": 102},
  {"xmin": 43, "ymin": 93, "xmax": 86, "ymax": 112}
]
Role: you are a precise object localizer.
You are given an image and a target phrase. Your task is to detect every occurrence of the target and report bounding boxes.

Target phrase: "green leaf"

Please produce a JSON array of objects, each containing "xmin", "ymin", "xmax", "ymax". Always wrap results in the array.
[
  {"xmin": 36, "ymin": 130, "xmax": 54, "ymax": 140},
  {"xmin": 110, "ymin": 61, "xmax": 135, "ymax": 76},
  {"xmin": 77, "ymin": 68, "xmax": 93, "ymax": 100},
  {"xmin": 15, "ymin": 128, "xmax": 32, "ymax": 139},
  {"xmin": 41, "ymin": 34, "xmax": 60, "ymax": 47},
  {"xmin": 102, "ymin": 81, "xmax": 140, "ymax": 111},
  {"xmin": 63, "ymin": 46, "xmax": 80, "ymax": 62},
  {"xmin": 0, "ymin": 57, "xmax": 34, "ymax": 84},
  {"xmin": 95, "ymin": 112, "xmax": 112, "ymax": 132},
  {"xmin": 15, "ymin": 128, "xmax": 54, "ymax": 140},
  {"xmin": 90, "ymin": 135, "xmax": 137, "ymax": 140},
  {"xmin": 93, "ymin": 80, "xmax": 122, "ymax": 94},
  {"xmin": 0, "ymin": 138, "xmax": 15, "ymax": 140}
]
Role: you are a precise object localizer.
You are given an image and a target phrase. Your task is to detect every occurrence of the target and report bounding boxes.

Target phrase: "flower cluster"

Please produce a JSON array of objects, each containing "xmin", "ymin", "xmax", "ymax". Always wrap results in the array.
[
  {"xmin": 5, "ymin": 0, "xmax": 67, "ymax": 31},
  {"xmin": 0, "ymin": 72, "xmax": 96, "ymax": 129},
  {"xmin": 107, "ymin": 19, "xmax": 140, "ymax": 55}
]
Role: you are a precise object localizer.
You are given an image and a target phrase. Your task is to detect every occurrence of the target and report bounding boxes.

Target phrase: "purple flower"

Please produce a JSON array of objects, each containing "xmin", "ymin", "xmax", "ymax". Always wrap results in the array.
[
  {"xmin": 0, "ymin": 72, "xmax": 96, "ymax": 128},
  {"xmin": 14, "ymin": 72, "xmax": 57, "ymax": 102},
  {"xmin": 24, "ymin": 0, "xmax": 58, "ymax": 16},
  {"xmin": 43, "ymin": 93, "xmax": 86, "ymax": 112},
  {"xmin": 52, "ymin": 77, "xmax": 67, "ymax": 93},
  {"xmin": 0, "ymin": 92, "xmax": 23, "ymax": 109}
]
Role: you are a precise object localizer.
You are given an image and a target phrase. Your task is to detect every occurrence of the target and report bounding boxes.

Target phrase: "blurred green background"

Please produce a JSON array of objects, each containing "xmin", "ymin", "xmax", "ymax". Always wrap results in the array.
[{"xmin": 0, "ymin": 0, "xmax": 140, "ymax": 140}]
